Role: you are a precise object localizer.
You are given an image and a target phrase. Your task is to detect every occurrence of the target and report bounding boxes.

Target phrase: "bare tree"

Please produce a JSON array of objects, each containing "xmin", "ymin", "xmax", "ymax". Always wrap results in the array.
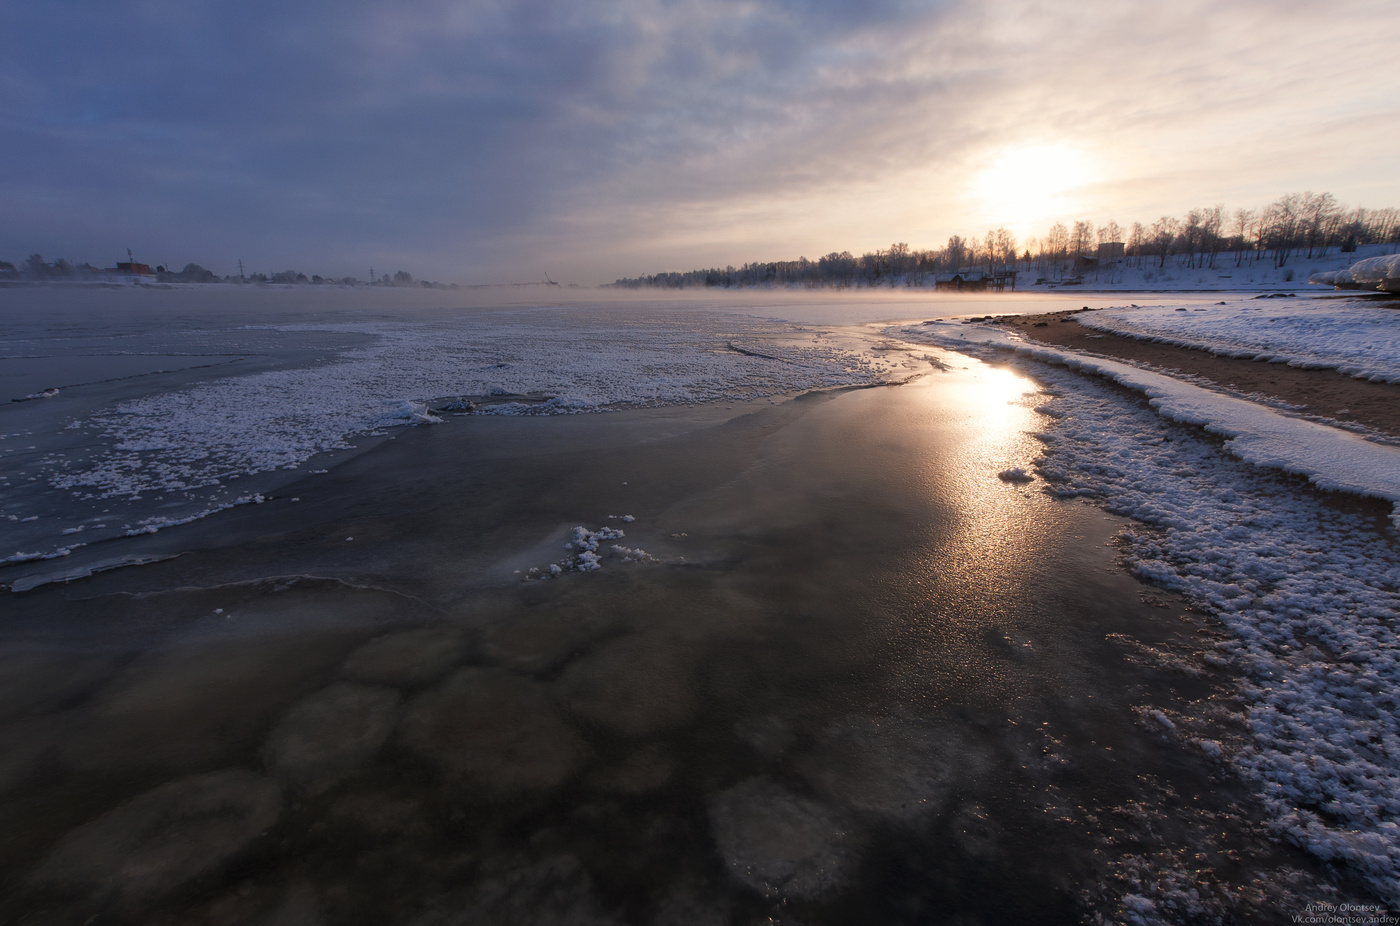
[
  {"xmin": 1070, "ymin": 220, "xmax": 1094, "ymax": 258},
  {"xmin": 1202, "ymin": 205, "xmax": 1224, "ymax": 269},
  {"xmin": 945, "ymin": 235, "xmax": 967, "ymax": 271},
  {"xmin": 1044, "ymin": 223, "xmax": 1070, "ymax": 278},
  {"xmin": 1231, "ymin": 208, "xmax": 1256, "ymax": 265},
  {"xmin": 1150, "ymin": 217, "xmax": 1180, "ymax": 267},
  {"xmin": 888, "ymin": 242, "xmax": 912, "ymax": 277},
  {"xmin": 1264, "ymin": 193, "xmax": 1303, "ymax": 267},
  {"xmin": 1127, "ymin": 222, "xmax": 1146, "ymax": 267},
  {"xmin": 991, "ymin": 228, "xmax": 1016, "ymax": 267},
  {"xmin": 1181, "ymin": 210, "xmax": 1203, "ymax": 268},
  {"xmin": 1097, "ymin": 220, "xmax": 1123, "ymax": 249},
  {"xmin": 1301, "ymin": 191, "xmax": 1340, "ymax": 258}
]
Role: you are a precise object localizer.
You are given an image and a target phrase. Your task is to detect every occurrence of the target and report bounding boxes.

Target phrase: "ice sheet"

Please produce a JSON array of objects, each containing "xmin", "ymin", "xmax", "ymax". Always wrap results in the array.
[
  {"xmin": 891, "ymin": 318, "xmax": 1400, "ymax": 901},
  {"xmin": 5, "ymin": 305, "xmax": 902, "ymax": 562}
]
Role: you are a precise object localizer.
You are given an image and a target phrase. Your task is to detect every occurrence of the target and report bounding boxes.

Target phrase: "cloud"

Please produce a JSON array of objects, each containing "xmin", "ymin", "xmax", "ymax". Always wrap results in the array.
[{"xmin": 2, "ymin": 0, "xmax": 1397, "ymax": 282}]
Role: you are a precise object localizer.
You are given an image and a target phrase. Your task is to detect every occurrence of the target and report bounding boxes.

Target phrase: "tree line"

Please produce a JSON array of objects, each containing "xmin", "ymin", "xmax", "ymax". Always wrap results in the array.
[
  {"xmin": 0, "ymin": 256, "xmax": 455, "ymax": 289},
  {"xmin": 611, "ymin": 193, "xmax": 1400, "ymax": 288}
]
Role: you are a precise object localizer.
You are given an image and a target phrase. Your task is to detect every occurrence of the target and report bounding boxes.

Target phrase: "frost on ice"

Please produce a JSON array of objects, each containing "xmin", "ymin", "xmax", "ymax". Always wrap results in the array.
[
  {"xmin": 892, "ymin": 317, "xmax": 1400, "ymax": 904},
  {"xmin": 44, "ymin": 308, "xmax": 893, "ymax": 503},
  {"xmin": 892, "ymin": 319, "xmax": 1400, "ymax": 527}
]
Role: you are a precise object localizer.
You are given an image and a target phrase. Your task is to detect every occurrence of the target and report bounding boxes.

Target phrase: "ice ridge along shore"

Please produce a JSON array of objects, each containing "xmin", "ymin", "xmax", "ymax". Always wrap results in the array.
[
  {"xmin": 891, "ymin": 316, "xmax": 1400, "ymax": 902},
  {"xmin": 890, "ymin": 320, "xmax": 1400, "ymax": 527}
]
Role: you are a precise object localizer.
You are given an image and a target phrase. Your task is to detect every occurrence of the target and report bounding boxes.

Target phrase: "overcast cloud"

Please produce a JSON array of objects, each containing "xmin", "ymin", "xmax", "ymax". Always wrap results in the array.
[{"xmin": 3, "ymin": 0, "xmax": 1398, "ymax": 283}]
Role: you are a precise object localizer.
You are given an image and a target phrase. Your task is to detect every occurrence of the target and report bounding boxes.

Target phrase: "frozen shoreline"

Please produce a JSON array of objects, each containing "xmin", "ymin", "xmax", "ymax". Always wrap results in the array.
[
  {"xmin": 887, "ymin": 319, "xmax": 1400, "ymax": 526},
  {"xmin": 1076, "ymin": 297, "xmax": 1400, "ymax": 385},
  {"xmin": 3, "ymin": 289, "xmax": 1397, "ymax": 916},
  {"xmin": 889, "ymin": 316, "xmax": 1400, "ymax": 905}
]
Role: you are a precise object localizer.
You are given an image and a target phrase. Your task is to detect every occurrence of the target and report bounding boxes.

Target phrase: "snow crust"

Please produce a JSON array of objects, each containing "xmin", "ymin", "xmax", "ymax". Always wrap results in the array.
[
  {"xmin": 1032, "ymin": 362, "xmax": 1400, "ymax": 905},
  {"xmin": 0, "ymin": 307, "xmax": 899, "ymax": 563},
  {"xmin": 48, "ymin": 310, "xmax": 889, "ymax": 502},
  {"xmin": 1312, "ymin": 254, "xmax": 1400, "ymax": 292},
  {"xmin": 1076, "ymin": 297, "xmax": 1400, "ymax": 384},
  {"xmin": 891, "ymin": 319, "xmax": 1400, "ymax": 902},
  {"xmin": 891, "ymin": 321, "xmax": 1400, "ymax": 527}
]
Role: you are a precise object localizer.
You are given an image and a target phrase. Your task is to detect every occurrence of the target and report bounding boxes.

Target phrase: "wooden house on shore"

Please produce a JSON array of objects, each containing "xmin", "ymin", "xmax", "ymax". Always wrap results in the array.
[{"xmin": 934, "ymin": 269, "xmax": 1017, "ymax": 292}]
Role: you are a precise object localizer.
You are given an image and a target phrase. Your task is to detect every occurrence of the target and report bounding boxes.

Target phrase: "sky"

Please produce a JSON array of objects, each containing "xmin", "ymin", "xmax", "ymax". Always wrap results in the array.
[{"xmin": 3, "ymin": 0, "xmax": 1399, "ymax": 285}]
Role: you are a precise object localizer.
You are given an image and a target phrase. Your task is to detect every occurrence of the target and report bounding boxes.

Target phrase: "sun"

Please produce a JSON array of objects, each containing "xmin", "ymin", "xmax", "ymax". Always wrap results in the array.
[{"xmin": 968, "ymin": 143, "xmax": 1097, "ymax": 235}]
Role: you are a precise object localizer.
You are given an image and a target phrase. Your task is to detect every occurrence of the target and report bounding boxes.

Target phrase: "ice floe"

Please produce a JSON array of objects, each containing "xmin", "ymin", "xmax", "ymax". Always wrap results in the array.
[
  {"xmin": 32, "ymin": 769, "xmax": 281, "ymax": 904},
  {"xmin": 47, "ymin": 310, "xmax": 892, "ymax": 503},
  {"xmin": 793, "ymin": 715, "xmax": 976, "ymax": 824},
  {"xmin": 262, "ymin": 682, "xmax": 402, "ymax": 791},
  {"xmin": 708, "ymin": 778, "xmax": 853, "ymax": 900},
  {"xmin": 399, "ymin": 667, "xmax": 588, "ymax": 793},
  {"xmin": 340, "ymin": 627, "xmax": 466, "ymax": 687},
  {"xmin": 6, "ymin": 307, "xmax": 898, "ymax": 563},
  {"xmin": 554, "ymin": 631, "xmax": 700, "ymax": 736},
  {"xmin": 410, "ymin": 855, "xmax": 619, "ymax": 926}
]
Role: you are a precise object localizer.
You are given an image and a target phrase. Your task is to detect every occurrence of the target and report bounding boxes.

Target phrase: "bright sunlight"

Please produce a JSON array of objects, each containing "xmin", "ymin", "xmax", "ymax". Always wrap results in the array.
[{"xmin": 968, "ymin": 142, "xmax": 1098, "ymax": 236}]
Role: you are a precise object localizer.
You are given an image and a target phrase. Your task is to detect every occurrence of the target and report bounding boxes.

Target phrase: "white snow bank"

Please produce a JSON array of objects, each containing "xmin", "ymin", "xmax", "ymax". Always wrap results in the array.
[
  {"xmin": 1312, "ymin": 254, "xmax": 1400, "ymax": 293},
  {"xmin": 891, "ymin": 321, "xmax": 1400, "ymax": 526},
  {"xmin": 1308, "ymin": 268, "xmax": 1354, "ymax": 287},
  {"xmin": 1075, "ymin": 298, "xmax": 1400, "ymax": 384}
]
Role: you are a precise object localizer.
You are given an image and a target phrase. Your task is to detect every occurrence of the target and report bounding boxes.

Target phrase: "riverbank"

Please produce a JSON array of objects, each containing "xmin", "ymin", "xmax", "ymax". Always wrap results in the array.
[{"xmin": 995, "ymin": 305, "xmax": 1400, "ymax": 440}]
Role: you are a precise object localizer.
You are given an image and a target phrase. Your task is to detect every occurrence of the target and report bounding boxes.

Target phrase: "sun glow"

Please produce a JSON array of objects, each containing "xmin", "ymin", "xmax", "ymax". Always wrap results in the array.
[{"xmin": 969, "ymin": 143, "xmax": 1098, "ymax": 236}]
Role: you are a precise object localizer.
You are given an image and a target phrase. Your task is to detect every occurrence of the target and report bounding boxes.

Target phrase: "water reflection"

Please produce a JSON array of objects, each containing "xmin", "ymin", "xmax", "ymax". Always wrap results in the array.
[{"xmin": 0, "ymin": 362, "xmax": 1347, "ymax": 924}]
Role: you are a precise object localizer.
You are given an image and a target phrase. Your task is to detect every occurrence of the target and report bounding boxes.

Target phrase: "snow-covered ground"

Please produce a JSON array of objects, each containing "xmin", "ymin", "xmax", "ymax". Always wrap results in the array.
[
  {"xmin": 889, "ymin": 316, "xmax": 1400, "ymax": 904},
  {"xmin": 1311, "ymin": 254, "xmax": 1400, "ymax": 293},
  {"xmin": 1076, "ymin": 296, "xmax": 1400, "ymax": 384},
  {"xmin": 1017, "ymin": 244, "xmax": 1398, "ymax": 293}
]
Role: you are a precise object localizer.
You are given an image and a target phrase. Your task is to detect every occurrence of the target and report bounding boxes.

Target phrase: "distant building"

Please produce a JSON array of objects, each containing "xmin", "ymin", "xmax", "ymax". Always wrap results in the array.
[
  {"xmin": 115, "ymin": 261, "xmax": 153, "ymax": 275},
  {"xmin": 935, "ymin": 271, "xmax": 985, "ymax": 291},
  {"xmin": 934, "ymin": 269, "xmax": 1017, "ymax": 292},
  {"xmin": 1097, "ymin": 242, "xmax": 1125, "ymax": 261}
]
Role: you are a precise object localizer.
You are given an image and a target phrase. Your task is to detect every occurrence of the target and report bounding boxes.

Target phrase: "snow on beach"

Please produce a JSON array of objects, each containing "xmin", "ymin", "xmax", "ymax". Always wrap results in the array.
[
  {"xmin": 4, "ymin": 306, "xmax": 899, "ymax": 562},
  {"xmin": 1076, "ymin": 297, "xmax": 1400, "ymax": 384},
  {"xmin": 890, "ymin": 317, "xmax": 1400, "ymax": 903},
  {"xmin": 893, "ymin": 321, "xmax": 1400, "ymax": 526}
]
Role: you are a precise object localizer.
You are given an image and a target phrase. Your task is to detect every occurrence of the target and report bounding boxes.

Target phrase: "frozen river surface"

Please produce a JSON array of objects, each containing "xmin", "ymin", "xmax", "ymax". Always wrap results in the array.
[{"xmin": 0, "ymin": 286, "xmax": 1393, "ymax": 924}]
